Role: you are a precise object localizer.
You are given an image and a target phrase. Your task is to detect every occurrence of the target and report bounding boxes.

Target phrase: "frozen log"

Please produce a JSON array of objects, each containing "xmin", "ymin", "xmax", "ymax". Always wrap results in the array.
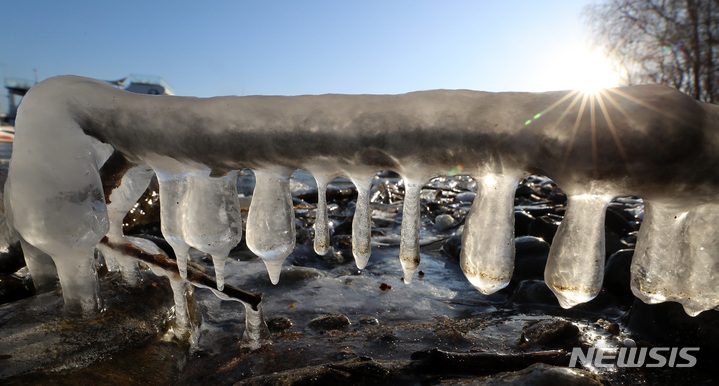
[{"xmin": 6, "ymin": 75, "xmax": 719, "ymax": 317}]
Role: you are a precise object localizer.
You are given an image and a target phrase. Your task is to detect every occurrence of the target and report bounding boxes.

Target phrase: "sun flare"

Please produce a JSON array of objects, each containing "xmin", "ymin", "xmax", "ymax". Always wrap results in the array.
[{"xmin": 537, "ymin": 42, "xmax": 621, "ymax": 94}]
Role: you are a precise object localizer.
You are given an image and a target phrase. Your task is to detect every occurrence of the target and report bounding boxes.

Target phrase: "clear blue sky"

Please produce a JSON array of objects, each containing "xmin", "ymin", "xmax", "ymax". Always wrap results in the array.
[{"xmin": 1, "ymin": 0, "xmax": 609, "ymax": 114}]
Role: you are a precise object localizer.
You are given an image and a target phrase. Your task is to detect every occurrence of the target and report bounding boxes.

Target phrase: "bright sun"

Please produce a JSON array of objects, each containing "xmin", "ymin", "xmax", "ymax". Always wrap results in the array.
[{"xmin": 536, "ymin": 42, "xmax": 621, "ymax": 94}]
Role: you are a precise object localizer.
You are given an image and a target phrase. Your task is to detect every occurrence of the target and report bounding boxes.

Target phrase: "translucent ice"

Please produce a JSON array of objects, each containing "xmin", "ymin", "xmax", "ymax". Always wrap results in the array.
[
  {"xmin": 349, "ymin": 173, "xmax": 374, "ymax": 269},
  {"xmin": 460, "ymin": 172, "xmax": 521, "ymax": 294},
  {"xmin": 398, "ymin": 177, "xmax": 426, "ymax": 283},
  {"xmin": 306, "ymin": 167, "xmax": 335, "ymax": 256},
  {"xmin": 246, "ymin": 168, "xmax": 295, "ymax": 284},
  {"xmin": 99, "ymin": 165, "xmax": 154, "ymax": 285},
  {"xmin": 545, "ymin": 193, "xmax": 612, "ymax": 308},
  {"xmin": 7, "ymin": 75, "xmax": 719, "ymax": 320},
  {"xmin": 181, "ymin": 171, "xmax": 242, "ymax": 291}
]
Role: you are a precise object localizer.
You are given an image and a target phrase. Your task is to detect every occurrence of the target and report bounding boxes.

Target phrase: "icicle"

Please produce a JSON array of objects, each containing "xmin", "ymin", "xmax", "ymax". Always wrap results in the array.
[
  {"xmin": 101, "ymin": 165, "xmax": 154, "ymax": 285},
  {"xmin": 152, "ymin": 169, "xmax": 192, "ymax": 279},
  {"xmin": 312, "ymin": 173, "xmax": 331, "ymax": 256},
  {"xmin": 398, "ymin": 178, "xmax": 424, "ymax": 283},
  {"xmin": 678, "ymin": 203, "xmax": 719, "ymax": 315},
  {"xmin": 168, "ymin": 278, "xmax": 194, "ymax": 341},
  {"xmin": 19, "ymin": 240, "xmax": 58, "ymax": 293},
  {"xmin": 631, "ymin": 200, "xmax": 688, "ymax": 306},
  {"xmin": 182, "ymin": 171, "xmax": 242, "ymax": 291},
  {"xmin": 460, "ymin": 172, "xmax": 520, "ymax": 294},
  {"xmin": 246, "ymin": 168, "xmax": 295, "ymax": 284},
  {"xmin": 545, "ymin": 194, "xmax": 611, "ymax": 308},
  {"xmin": 241, "ymin": 302, "xmax": 271, "ymax": 350},
  {"xmin": 53, "ymin": 250, "xmax": 101, "ymax": 315},
  {"xmin": 348, "ymin": 173, "xmax": 375, "ymax": 269}
]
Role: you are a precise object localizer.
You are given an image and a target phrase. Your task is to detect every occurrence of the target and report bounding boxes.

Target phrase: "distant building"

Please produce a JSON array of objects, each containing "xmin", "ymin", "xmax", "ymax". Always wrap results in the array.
[
  {"xmin": 3, "ymin": 74, "xmax": 174, "ymax": 125},
  {"xmin": 3, "ymin": 78, "xmax": 33, "ymax": 125}
]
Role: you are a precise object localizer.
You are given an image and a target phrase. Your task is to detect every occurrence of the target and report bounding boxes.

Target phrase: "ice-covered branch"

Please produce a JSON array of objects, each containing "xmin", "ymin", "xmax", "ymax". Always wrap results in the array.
[{"xmin": 6, "ymin": 75, "xmax": 719, "ymax": 319}]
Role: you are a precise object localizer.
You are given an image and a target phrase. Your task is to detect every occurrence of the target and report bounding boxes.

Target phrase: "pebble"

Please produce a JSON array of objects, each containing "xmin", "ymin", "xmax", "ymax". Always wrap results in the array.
[
  {"xmin": 510, "ymin": 280, "xmax": 560, "ymax": 307},
  {"xmin": 521, "ymin": 319, "xmax": 580, "ymax": 348},
  {"xmin": 0, "ymin": 273, "xmax": 34, "ymax": 305},
  {"xmin": 308, "ymin": 314, "xmax": 351, "ymax": 331},
  {"xmin": 454, "ymin": 192, "xmax": 476, "ymax": 203},
  {"xmin": 266, "ymin": 316, "xmax": 293, "ymax": 332},
  {"xmin": 433, "ymin": 214, "xmax": 456, "ymax": 232}
]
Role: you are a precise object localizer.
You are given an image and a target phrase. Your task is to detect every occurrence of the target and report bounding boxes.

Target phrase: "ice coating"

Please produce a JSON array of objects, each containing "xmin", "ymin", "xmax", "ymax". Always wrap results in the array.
[
  {"xmin": 246, "ymin": 168, "xmax": 296, "ymax": 284},
  {"xmin": 6, "ymin": 75, "xmax": 719, "ymax": 319}
]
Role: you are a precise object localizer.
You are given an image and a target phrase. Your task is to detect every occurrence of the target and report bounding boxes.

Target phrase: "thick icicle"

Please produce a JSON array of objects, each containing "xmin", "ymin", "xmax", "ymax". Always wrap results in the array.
[
  {"xmin": 398, "ymin": 178, "xmax": 425, "ymax": 283},
  {"xmin": 678, "ymin": 203, "xmax": 719, "ymax": 315},
  {"xmin": 348, "ymin": 173, "xmax": 375, "ymax": 269},
  {"xmin": 312, "ymin": 173, "xmax": 331, "ymax": 256},
  {"xmin": 460, "ymin": 173, "xmax": 520, "ymax": 294},
  {"xmin": 19, "ymin": 240, "xmax": 58, "ymax": 293},
  {"xmin": 53, "ymin": 250, "xmax": 102, "ymax": 315},
  {"xmin": 631, "ymin": 201, "xmax": 685, "ymax": 305},
  {"xmin": 182, "ymin": 172, "xmax": 242, "ymax": 291},
  {"xmin": 545, "ymin": 194, "xmax": 611, "ymax": 308},
  {"xmin": 246, "ymin": 168, "xmax": 295, "ymax": 284},
  {"xmin": 100, "ymin": 165, "xmax": 154, "ymax": 285}
]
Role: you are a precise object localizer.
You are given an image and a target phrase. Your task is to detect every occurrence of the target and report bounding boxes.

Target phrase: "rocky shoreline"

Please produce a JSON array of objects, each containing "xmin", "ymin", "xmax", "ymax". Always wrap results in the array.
[{"xmin": 1, "ymin": 167, "xmax": 718, "ymax": 384}]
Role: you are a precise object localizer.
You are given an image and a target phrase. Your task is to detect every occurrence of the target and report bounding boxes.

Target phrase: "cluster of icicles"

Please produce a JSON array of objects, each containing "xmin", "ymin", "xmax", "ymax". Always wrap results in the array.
[{"xmin": 7, "ymin": 76, "xmax": 719, "ymax": 344}]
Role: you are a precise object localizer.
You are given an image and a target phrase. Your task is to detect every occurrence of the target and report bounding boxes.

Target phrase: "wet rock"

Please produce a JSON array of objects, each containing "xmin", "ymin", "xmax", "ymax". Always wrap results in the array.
[
  {"xmin": 411, "ymin": 348, "xmax": 571, "ymax": 375},
  {"xmin": 527, "ymin": 215, "xmax": 559, "ymax": 244},
  {"xmin": 512, "ymin": 237, "xmax": 549, "ymax": 283},
  {"xmin": 359, "ymin": 317, "xmax": 379, "ymax": 326},
  {"xmin": 433, "ymin": 214, "xmax": 456, "ymax": 232},
  {"xmin": 515, "ymin": 184, "xmax": 543, "ymax": 202},
  {"xmin": 454, "ymin": 192, "xmax": 476, "ymax": 203},
  {"xmin": 521, "ymin": 319, "xmax": 580, "ymax": 349},
  {"xmin": 266, "ymin": 316, "xmax": 292, "ymax": 332},
  {"xmin": 0, "ymin": 273, "xmax": 34, "ymax": 305},
  {"xmin": 0, "ymin": 211, "xmax": 23, "ymax": 275},
  {"xmin": 0, "ymin": 272, "xmax": 174, "ymax": 380},
  {"xmin": 280, "ymin": 267, "xmax": 324, "ymax": 284},
  {"xmin": 596, "ymin": 319, "xmax": 620, "ymax": 335},
  {"xmin": 626, "ymin": 300, "xmax": 719, "ymax": 350},
  {"xmin": 515, "ymin": 236, "xmax": 550, "ymax": 257},
  {"xmin": 0, "ymin": 241, "xmax": 23, "ymax": 275},
  {"xmin": 308, "ymin": 314, "xmax": 350, "ymax": 331},
  {"xmin": 605, "ymin": 206, "xmax": 637, "ymax": 234},
  {"xmin": 514, "ymin": 210, "xmax": 533, "ymax": 237},
  {"xmin": 470, "ymin": 363, "xmax": 609, "ymax": 385},
  {"xmin": 603, "ymin": 249, "xmax": 634, "ymax": 305},
  {"xmin": 440, "ymin": 235, "xmax": 462, "ymax": 260},
  {"xmin": 329, "ymin": 347, "xmax": 359, "ymax": 361},
  {"xmin": 510, "ymin": 280, "xmax": 560, "ymax": 307},
  {"xmin": 234, "ymin": 356, "xmax": 405, "ymax": 386}
]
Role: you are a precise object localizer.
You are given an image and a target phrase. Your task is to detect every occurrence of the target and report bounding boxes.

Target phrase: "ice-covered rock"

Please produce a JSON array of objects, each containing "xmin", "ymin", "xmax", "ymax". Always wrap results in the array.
[{"xmin": 6, "ymin": 75, "xmax": 719, "ymax": 321}]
